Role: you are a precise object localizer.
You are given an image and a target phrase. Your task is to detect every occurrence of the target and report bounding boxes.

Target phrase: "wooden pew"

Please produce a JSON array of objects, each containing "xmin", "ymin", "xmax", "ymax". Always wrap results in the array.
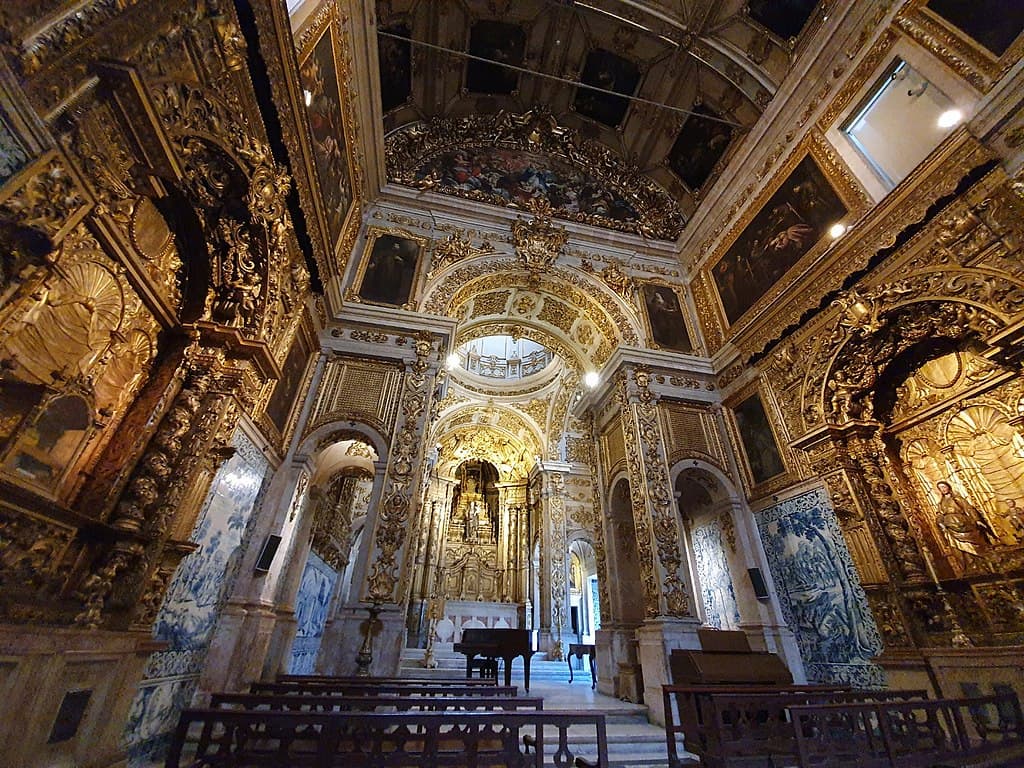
[
  {"xmin": 251, "ymin": 681, "xmax": 518, "ymax": 697},
  {"xmin": 790, "ymin": 693, "xmax": 1024, "ymax": 768},
  {"xmin": 661, "ymin": 684, "xmax": 848, "ymax": 767},
  {"xmin": 210, "ymin": 692, "xmax": 544, "ymax": 714},
  {"xmin": 166, "ymin": 708, "xmax": 609, "ymax": 767},
  {"xmin": 278, "ymin": 675, "xmax": 497, "ymax": 685},
  {"xmin": 702, "ymin": 689, "xmax": 930, "ymax": 767}
]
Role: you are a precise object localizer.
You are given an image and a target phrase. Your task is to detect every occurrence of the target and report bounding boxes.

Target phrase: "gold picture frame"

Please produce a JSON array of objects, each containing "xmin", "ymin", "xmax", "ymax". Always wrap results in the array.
[
  {"xmin": 350, "ymin": 227, "xmax": 429, "ymax": 310},
  {"xmin": 895, "ymin": 0, "xmax": 1024, "ymax": 93},
  {"xmin": 704, "ymin": 132, "xmax": 869, "ymax": 333},
  {"xmin": 639, "ymin": 281, "xmax": 695, "ymax": 354},
  {"xmin": 296, "ymin": 2, "xmax": 363, "ymax": 275}
]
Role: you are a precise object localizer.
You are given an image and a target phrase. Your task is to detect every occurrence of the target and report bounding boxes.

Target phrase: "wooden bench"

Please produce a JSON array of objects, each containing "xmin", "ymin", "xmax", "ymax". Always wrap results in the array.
[
  {"xmin": 251, "ymin": 681, "xmax": 518, "ymax": 697},
  {"xmin": 790, "ymin": 693, "xmax": 1024, "ymax": 768},
  {"xmin": 166, "ymin": 708, "xmax": 608, "ymax": 767},
  {"xmin": 277, "ymin": 675, "xmax": 497, "ymax": 685},
  {"xmin": 210, "ymin": 692, "xmax": 544, "ymax": 714},
  {"xmin": 702, "ymin": 689, "xmax": 930, "ymax": 767},
  {"xmin": 662, "ymin": 684, "xmax": 849, "ymax": 767}
]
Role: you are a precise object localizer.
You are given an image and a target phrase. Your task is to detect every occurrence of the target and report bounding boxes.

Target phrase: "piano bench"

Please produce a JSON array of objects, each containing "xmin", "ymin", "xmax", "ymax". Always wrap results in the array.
[{"xmin": 469, "ymin": 658, "xmax": 499, "ymax": 680}]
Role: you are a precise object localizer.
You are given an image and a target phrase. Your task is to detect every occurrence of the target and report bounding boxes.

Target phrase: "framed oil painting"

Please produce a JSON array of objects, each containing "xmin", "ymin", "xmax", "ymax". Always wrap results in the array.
[
  {"xmin": 747, "ymin": 0, "xmax": 819, "ymax": 41},
  {"xmin": 467, "ymin": 21, "xmax": 526, "ymax": 95},
  {"xmin": 641, "ymin": 283, "xmax": 693, "ymax": 354},
  {"xmin": 668, "ymin": 105, "xmax": 735, "ymax": 193},
  {"xmin": 266, "ymin": 328, "xmax": 315, "ymax": 437},
  {"xmin": 378, "ymin": 22, "xmax": 412, "ymax": 113},
  {"xmin": 897, "ymin": 0, "xmax": 1024, "ymax": 89},
  {"xmin": 924, "ymin": 0, "xmax": 1024, "ymax": 57},
  {"xmin": 709, "ymin": 138, "xmax": 862, "ymax": 326},
  {"xmin": 573, "ymin": 49, "xmax": 640, "ymax": 128},
  {"xmin": 354, "ymin": 228, "xmax": 426, "ymax": 308},
  {"xmin": 299, "ymin": 10, "xmax": 354, "ymax": 250},
  {"xmin": 733, "ymin": 393, "xmax": 785, "ymax": 485}
]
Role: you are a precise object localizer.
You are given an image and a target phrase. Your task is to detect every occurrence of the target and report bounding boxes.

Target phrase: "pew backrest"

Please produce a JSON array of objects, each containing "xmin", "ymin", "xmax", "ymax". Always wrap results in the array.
[
  {"xmin": 790, "ymin": 693, "xmax": 1024, "ymax": 768},
  {"xmin": 166, "ymin": 708, "xmax": 608, "ymax": 768},
  {"xmin": 277, "ymin": 675, "xmax": 497, "ymax": 685},
  {"xmin": 251, "ymin": 681, "xmax": 518, "ymax": 697},
  {"xmin": 210, "ymin": 692, "xmax": 544, "ymax": 713},
  {"xmin": 661, "ymin": 684, "xmax": 848, "ymax": 766}
]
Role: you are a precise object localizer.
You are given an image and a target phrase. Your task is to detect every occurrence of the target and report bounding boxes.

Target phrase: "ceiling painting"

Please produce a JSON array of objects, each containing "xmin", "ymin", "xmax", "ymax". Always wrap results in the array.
[
  {"xmin": 387, "ymin": 110, "xmax": 685, "ymax": 239},
  {"xmin": 746, "ymin": 0, "xmax": 821, "ymax": 42},
  {"xmin": 667, "ymin": 105, "xmax": 736, "ymax": 193},
  {"xmin": 573, "ymin": 48, "xmax": 641, "ymax": 128},
  {"xmin": 467, "ymin": 21, "xmax": 526, "ymax": 94},
  {"xmin": 375, "ymin": 0, "xmax": 795, "ymax": 239}
]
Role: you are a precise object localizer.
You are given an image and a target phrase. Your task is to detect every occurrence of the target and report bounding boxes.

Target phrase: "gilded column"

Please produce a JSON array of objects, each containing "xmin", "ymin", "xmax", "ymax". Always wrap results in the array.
[{"xmin": 617, "ymin": 366, "xmax": 694, "ymax": 618}]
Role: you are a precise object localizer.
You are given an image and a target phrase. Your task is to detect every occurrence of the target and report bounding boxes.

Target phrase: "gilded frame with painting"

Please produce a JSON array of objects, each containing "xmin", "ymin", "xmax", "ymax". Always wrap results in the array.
[
  {"xmin": 351, "ymin": 227, "xmax": 428, "ymax": 309},
  {"xmin": 706, "ymin": 134, "xmax": 867, "ymax": 329},
  {"xmin": 640, "ymin": 282, "xmax": 694, "ymax": 354},
  {"xmin": 297, "ymin": 5, "xmax": 360, "ymax": 265}
]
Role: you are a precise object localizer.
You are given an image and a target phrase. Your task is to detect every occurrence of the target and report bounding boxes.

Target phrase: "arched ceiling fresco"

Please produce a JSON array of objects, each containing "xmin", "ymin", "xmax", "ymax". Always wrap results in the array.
[
  {"xmin": 376, "ymin": 0, "xmax": 823, "ymax": 230},
  {"xmin": 422, "ymin": 259, "xmax": 642, "ymax": 369},
  {"xmin": 432, "ymin": 404, "xmax": 543, "ymax": 480}
]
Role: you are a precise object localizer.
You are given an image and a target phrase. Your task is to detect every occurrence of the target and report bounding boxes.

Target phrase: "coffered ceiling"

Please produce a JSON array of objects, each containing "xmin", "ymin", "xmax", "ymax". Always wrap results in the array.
[{"xmin": 374, "ymin": 0, "xmax": 823, "ymax": 233}]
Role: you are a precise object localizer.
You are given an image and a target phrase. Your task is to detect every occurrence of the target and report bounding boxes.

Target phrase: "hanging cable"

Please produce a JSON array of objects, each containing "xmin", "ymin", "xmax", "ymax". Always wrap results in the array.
[{"xmin": 377, "ymin": 29, "xmax": 747, "ymax": 130}]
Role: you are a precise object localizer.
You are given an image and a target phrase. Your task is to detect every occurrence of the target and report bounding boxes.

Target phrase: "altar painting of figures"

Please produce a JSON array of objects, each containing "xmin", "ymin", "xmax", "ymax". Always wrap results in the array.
[
  {"xmin": 355, "ymin": 230, "xmax": 425, "ymax": 307},
  {"xmin": 641, "ymin": 283, "xmax": 693, "ymax": 353},
  {"xmin": 711, "ymin": 154, "xmax": 848, "ymax": 325},
  {"xmin": 733, "ymin": 393, "xmax": 786, "ymax": 485},
  {"xmin": 299, "ymin": 14, "xmax": 352, "ymax": 247}
]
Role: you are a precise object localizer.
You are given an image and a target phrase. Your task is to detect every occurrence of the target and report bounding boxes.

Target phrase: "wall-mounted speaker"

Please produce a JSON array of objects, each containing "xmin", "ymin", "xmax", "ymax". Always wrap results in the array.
[
  {"xmin": 747, "ymin": 567, "xmax": 770, "ymax": 600},
  {"xmin": 254, "ymin": 534, "xmax": 283, "ymax": 573}
]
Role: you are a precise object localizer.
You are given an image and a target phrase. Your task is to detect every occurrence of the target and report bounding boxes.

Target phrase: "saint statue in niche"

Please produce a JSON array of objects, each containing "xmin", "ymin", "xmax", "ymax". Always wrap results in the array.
[{"xmin": 935, "ymin": 480, "xmax": 993, "ymax": 564}]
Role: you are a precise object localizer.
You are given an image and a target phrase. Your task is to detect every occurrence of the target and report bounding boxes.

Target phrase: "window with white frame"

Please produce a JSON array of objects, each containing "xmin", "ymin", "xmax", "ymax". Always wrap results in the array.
[{"xmin": 843, "ymin": 58, "xmax": 963, "ymax": 190}]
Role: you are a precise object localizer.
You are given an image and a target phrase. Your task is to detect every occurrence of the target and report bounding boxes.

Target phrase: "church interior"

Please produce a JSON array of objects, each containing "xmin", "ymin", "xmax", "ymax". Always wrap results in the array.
[{"xmin": 1, "ymin": 0, "xmax": 1023, "ymax": 765}]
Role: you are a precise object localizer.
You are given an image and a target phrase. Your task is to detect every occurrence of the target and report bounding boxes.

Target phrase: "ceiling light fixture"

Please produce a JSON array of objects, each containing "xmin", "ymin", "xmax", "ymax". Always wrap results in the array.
[
  {"xmin": 829, "ymin": 222, "xmax": 847, "ymax": 239},
  {"xmin": 584, "ymin": 371, "xmax": 600, "ymax": 389},
  {"xmin": 937, "ymin": 109, "xmax": 963, "ymax": 128}
]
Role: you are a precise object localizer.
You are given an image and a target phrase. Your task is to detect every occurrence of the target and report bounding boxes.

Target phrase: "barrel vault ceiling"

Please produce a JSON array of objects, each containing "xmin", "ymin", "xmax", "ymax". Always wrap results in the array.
[{"xmin": 374, "ymin": 0, "xmax": 824, "ymax": 235}]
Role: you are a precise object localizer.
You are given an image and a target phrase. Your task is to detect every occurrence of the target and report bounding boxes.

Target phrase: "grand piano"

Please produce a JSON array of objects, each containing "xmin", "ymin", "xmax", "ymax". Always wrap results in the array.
[{"xmin": 453, "ymin": 628, "xmax": 535, "ymax": 691}]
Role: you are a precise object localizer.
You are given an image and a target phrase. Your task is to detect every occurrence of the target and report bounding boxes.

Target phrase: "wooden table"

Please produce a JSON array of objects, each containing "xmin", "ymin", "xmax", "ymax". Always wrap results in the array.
[{"xmin": 567, "ymin": 643, "xmax": 597, "ymax": 688}]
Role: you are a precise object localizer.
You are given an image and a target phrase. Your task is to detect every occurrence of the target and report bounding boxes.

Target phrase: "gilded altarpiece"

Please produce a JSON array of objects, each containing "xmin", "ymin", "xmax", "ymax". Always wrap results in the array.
[{"xmin": 767, "ymin": 167, "xmax": 1024, "ymax": 651}]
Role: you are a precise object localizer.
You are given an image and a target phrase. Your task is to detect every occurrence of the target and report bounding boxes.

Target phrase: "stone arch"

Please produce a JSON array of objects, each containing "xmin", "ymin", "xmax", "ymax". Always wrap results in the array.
[
  {"xmin": 296, "ymin": 423, "xmax": 390, "ymax": 468},
  {"xmin": 431, "ymin": 405, "xmax": 542, "ymax": 482},
  {"xmin": 673, "ymin": 466, "xmax": 745, "ymax": 630},
  {"xmin": 421, "ymin": 261, "xmax": 642, "ymax": 362}
]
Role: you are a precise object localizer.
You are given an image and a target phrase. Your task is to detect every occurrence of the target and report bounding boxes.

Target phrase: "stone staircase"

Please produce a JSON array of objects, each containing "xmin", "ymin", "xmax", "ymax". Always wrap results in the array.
[{"xmin": 399, "ymin": 648, "xmax": 679, "ymax": 767}]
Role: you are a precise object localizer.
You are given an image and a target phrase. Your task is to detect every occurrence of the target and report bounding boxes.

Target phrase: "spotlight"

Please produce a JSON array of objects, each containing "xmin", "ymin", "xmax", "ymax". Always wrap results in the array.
[
  {"xmin": 829, "ymin": 222, "xmax": 847, "ymax": 239},
  {"xmin": 937, "ymin": 109, "xmax": 963, "ymax": 128},
  {"xmin": 584, "ymin": 371, "xmax": 600, "ymax": 389},
  {"xmin": 303, "ymin": 89, "xmax": 313, "ymax": 107},
  {"xmin": 445, "ymin": 353, "xmax": 460, "ymax": 370}
]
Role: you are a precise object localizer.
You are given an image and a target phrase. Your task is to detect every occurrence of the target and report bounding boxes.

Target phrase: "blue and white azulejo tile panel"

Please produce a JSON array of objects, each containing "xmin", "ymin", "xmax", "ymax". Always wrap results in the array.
[
  {"xmin": 288, "ymin": 549, "xmax": 338, "ymax": 674},
  {"xmin": 692, "ymin": 519, "xmax": 741, "ymax": 630},
  {"xmin": 756, "ymin": 487, "xmax": 885, "ymax": 687},
  {"xmin": 126, "ymin": 429, "xmax": 269, "ymax": 763}
]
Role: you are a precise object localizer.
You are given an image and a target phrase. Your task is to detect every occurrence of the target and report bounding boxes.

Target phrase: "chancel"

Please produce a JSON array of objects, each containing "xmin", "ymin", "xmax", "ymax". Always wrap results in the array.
[{"xmin": 0, "ymin": 0, "xmax": 1023, "ymax": 766}]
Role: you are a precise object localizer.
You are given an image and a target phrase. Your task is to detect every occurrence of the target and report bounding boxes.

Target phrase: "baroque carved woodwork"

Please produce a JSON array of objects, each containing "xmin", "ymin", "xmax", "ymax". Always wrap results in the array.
[
  {"xmin": 385, "ymin": 110, "xmax": 685, "ymax": 240},
  {"xmin": 617, "ymin": 368, "xmax": 692, "ymax": 618}
]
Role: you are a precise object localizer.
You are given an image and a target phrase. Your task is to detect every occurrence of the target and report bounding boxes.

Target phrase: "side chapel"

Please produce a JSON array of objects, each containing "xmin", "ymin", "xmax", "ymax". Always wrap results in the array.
[{"xmin": 0, "ymin": 0, "xmax": 1023, "ymax": 764}]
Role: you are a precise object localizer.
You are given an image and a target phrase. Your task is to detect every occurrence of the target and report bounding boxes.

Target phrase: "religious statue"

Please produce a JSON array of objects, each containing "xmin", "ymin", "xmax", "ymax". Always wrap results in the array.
[
  {"xmin": 1002, "ymin": 498, "xmax": 1024, "ymax": 544},
  {"xmin": 935, "ymin": 481, "xmax": 991, "ymax": 562}
]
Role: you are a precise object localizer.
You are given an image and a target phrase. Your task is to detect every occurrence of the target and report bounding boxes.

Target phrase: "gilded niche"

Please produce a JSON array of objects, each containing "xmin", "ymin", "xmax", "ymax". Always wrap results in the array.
[
  {"xmin": 385, "ymin": 110, "xmax": 685, "ymax": 240},
  {"xmin": 885, "ymin": 348, "xmax": 1024, "ymax": 577}
]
